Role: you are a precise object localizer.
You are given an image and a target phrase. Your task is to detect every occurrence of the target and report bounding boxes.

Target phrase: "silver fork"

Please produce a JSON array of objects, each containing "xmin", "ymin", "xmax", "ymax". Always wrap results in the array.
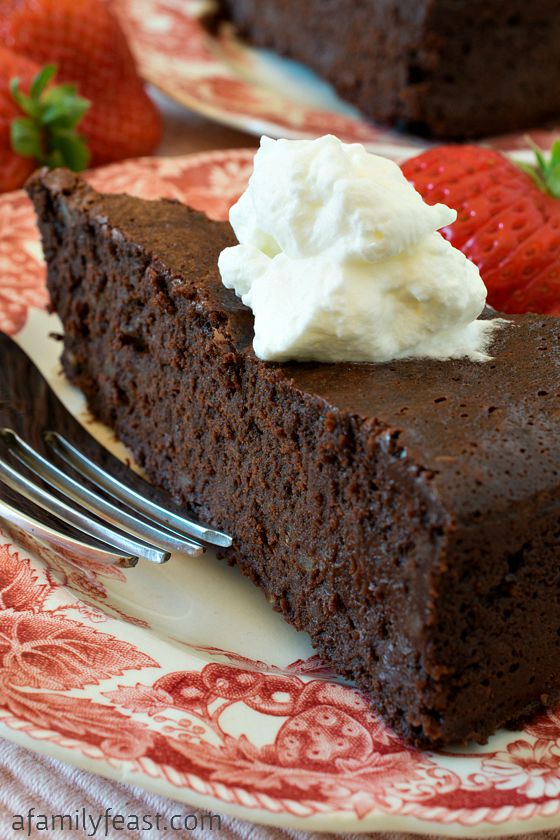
[{"xmin": 0, "ymin": 332, "xmax": 232, "ymax": 569}]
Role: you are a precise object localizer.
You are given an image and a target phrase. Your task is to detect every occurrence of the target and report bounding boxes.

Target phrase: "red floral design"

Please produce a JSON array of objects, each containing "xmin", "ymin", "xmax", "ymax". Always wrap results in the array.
[
  {"xmin": 172, "ymin": 76, "xmax": 297, "ymax": 123},
  {"xmin": 0, "ymin": 535, "xmax": 158, "ymax": 759},
  {"xmin": 175, "ymin": 153, "xmax": 254, "ymax": 220},
  {"xmin": 527, "ymin": 707, "xmax": 560, "ymax": 742},
  {"xmin": 39, "ymin": 542, "xmax": 153, "ymax": 629},
  {"xmin": 1, "ymin": 527, "xmax": 560, "ymax": 827},
  {"xmin": 0, "ymin": 194, "xmax": 49, "ymax": 335},
  {"xmin": 89, "ymin": 151, "xmax": 254, "ymax": 220},
  {"xmin": 148, "ymin": 74, "xmax": 386, "ymax": 146},
  {"xmin": 482, "ymin": 741, "xmax": 560, "ymax": 799},
  {"xmin": 103, "ymin": 660, "xmax": 443, "ymax": 815},
  {"xmin": 88, "ymin": 159, "xmax": 188, "ymax": 202},
  {"xmin": 114, "ymin": 0, "xmax": 216, "ymax": 63},
  {"xmin": 0, "ymin": 542, "xmax": 50, "ymax": 612},
  {"xmin": 0, "ymin": 610, "xmax": 151, "ymax": 690},
  {"xmin": 190, "ymin": 644, "xmax": 335, "ymax": 679}
]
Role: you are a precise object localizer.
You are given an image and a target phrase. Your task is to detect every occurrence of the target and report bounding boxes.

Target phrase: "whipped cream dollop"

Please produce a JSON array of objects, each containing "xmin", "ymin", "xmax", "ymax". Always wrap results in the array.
[{"xmin": 218, "ymin": 135, "xmax": 501, "ymax": 363}]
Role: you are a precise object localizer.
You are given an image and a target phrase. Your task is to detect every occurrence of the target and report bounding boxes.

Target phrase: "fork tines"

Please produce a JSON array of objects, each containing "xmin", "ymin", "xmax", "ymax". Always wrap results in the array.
[{"xmin": 0, "ymin": 427, "xmax": 232, "ymax": 568}]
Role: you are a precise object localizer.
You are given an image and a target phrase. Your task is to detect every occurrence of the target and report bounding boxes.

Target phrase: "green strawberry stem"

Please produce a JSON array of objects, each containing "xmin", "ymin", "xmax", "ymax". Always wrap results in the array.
[
  {"xmin": 10, "ymin": 63, "xmax": 91, "ymax": 171},
  {"xmin": 517, "ymin": 138, "xmax": 560, "ymax": 199}
]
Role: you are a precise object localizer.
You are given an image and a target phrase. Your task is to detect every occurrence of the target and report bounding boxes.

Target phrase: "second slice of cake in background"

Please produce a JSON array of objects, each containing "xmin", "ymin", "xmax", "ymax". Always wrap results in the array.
[{"xmin": 213, "ymin": 0, "xmax": 560, "ymax": 139}]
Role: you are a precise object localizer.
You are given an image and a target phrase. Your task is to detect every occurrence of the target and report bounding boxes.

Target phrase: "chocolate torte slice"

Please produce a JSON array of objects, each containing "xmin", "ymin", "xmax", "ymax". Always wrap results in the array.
[{"xmin": 27, "ymin": 168, "xmax": 560, "ymax": 747}]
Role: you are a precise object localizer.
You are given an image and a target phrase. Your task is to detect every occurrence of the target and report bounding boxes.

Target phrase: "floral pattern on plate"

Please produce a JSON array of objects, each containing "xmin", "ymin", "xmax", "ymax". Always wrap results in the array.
[{"xmin": 1, "ymin": 151, "xmax": 560, "ymax": 834}]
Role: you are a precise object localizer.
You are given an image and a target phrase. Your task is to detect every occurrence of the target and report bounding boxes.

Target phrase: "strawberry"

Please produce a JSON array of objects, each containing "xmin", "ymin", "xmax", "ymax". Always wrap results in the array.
[
  {"xmin": 401, "ymin": 144, "xmax": 560, "ymax": 316},
  {"xmin": 0, "ymin": 48, "xmax": 89, "ymax": 192},
  {"xmin": 0, "ymin": 0, "xmax": 162, "ymax": 165}
]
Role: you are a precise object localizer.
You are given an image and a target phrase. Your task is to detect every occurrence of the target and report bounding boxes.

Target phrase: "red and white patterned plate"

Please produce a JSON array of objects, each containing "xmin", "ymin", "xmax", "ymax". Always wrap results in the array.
[
  {"xmin": 112, "ymin": 0, "xmax": 560, "ymax": 156},
  {"xmin": 1, "ymin": 151, "xmax": 560, "ymax": 834}
]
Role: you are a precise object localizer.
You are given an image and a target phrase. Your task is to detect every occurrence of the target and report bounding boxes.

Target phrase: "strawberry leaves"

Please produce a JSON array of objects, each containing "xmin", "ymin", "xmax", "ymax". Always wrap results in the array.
[
  {"xmin": 9, "ymin": 63, "xmax": 90, "ymax": 171},
  {"xmin": 517, "ymin": 139, "xmax": 560, "ymax": 199}
]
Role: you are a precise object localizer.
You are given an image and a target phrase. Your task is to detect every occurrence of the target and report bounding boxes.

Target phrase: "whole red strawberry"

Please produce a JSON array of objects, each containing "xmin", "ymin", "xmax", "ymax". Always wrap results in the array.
[
  {"xmin": 402, "ymin": 145, "xmax": 560, "ymax": 316},
  {"xmin": 0, "ymin": 0, "xmax": 161, "ymax": 165}
]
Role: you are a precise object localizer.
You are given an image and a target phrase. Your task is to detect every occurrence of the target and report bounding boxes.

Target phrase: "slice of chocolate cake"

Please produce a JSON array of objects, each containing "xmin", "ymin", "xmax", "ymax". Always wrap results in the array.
[{"xmin": 27, "ymin": 168, "xmax": 560, "ymax": 747}]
